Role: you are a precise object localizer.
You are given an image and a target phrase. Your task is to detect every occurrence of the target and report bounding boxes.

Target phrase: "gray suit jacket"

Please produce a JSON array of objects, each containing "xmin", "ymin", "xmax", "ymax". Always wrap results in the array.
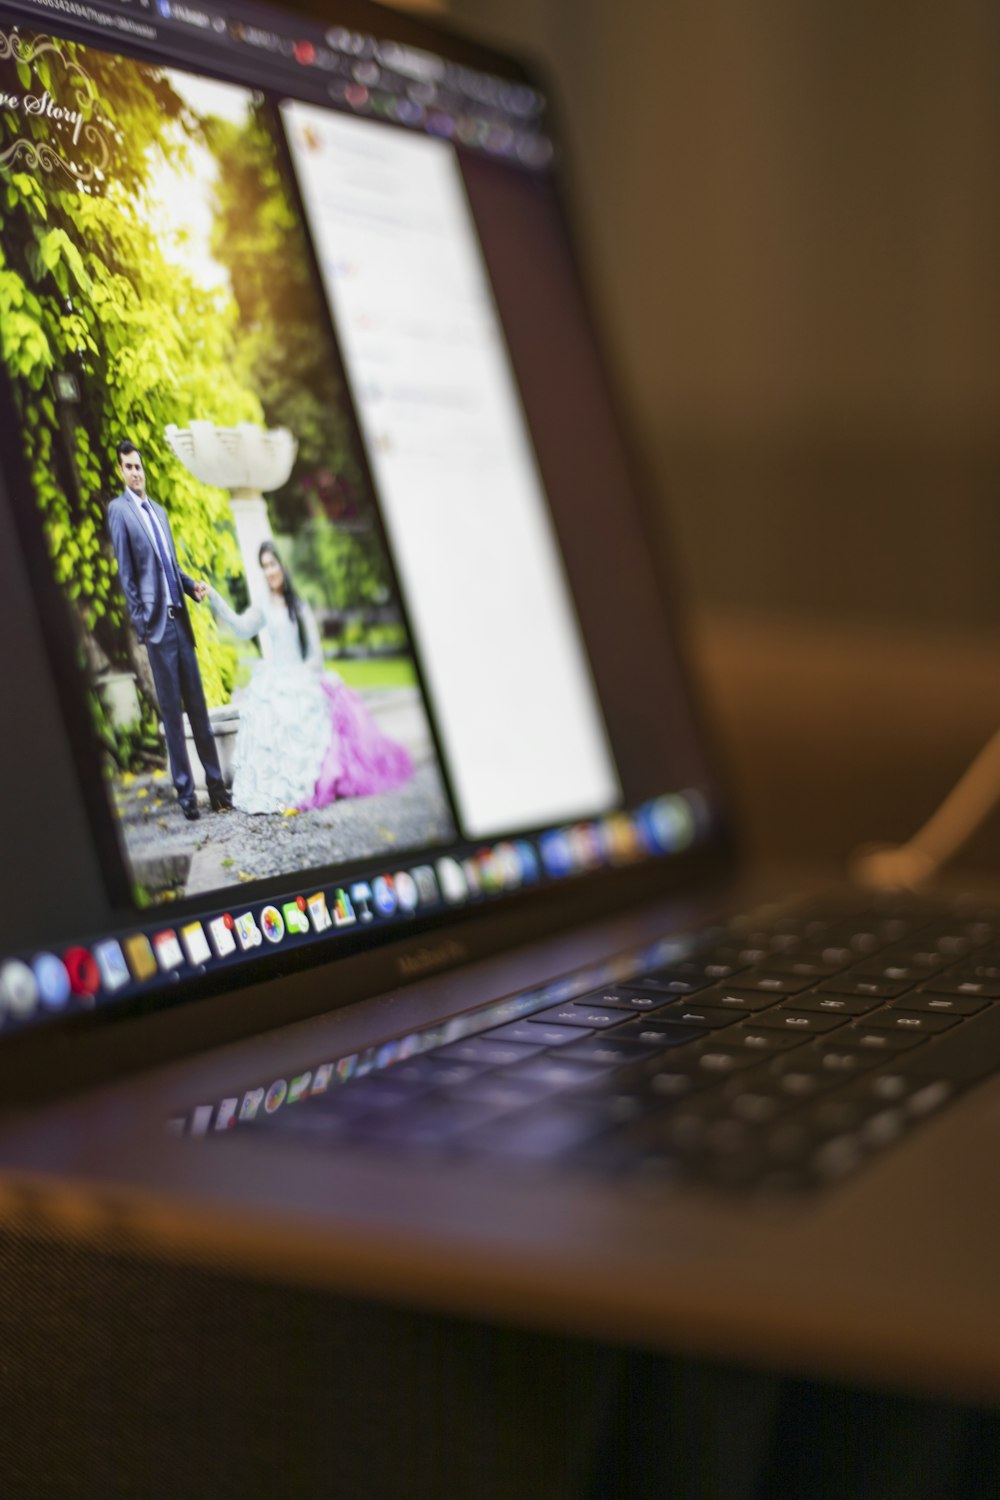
[{"xmin": 107, "ymin": 492, "xmax": 196, "ymax": 646}]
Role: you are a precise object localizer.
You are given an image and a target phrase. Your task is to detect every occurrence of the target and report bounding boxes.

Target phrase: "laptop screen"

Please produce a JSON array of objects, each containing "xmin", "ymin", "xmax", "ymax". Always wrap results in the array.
[{"xmin": 0, "ymin": 0, "xmax": 722, "ymax": 1043}]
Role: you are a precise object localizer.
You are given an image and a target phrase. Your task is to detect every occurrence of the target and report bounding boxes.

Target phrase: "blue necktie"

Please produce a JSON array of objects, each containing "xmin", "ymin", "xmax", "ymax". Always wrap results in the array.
[{"xmin": 141, "ymin": 499, "xmax": 183, "ymax": 609}]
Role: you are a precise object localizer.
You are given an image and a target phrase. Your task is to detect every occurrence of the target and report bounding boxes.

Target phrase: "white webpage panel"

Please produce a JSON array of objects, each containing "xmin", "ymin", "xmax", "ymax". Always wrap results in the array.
[{"xmin": 282, "ymin": 104, "xmax": 621, "ymax": 836}]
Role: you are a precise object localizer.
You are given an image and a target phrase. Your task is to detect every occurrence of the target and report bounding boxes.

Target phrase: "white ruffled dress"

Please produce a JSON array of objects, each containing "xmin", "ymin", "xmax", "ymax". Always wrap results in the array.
[{"xmin": 209, "ymin": 588, "xmax": 333, "ymax": 815}]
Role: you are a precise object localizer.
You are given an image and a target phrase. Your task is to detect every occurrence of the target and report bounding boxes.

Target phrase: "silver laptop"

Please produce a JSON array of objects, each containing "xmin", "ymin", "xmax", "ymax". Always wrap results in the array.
[{"xmin": 0, "ymin": 0, "xmax": 998, "ymax": 1424}]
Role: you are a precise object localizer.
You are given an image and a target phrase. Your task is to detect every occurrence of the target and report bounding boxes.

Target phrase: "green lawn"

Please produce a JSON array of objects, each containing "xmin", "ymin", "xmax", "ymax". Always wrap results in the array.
[
  {"xmin": 230, "ymin": 646, "xmax": 416, "ymax": 693},
  {"xmin": 330, "ymin": 656, "xmax": 416, "ymax": 690}
]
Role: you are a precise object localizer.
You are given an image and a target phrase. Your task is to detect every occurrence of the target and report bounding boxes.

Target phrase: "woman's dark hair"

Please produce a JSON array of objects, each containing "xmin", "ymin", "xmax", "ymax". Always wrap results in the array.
[{"xmin": 259, "ymin": 541, "xmax": 308, "ymax": 660}]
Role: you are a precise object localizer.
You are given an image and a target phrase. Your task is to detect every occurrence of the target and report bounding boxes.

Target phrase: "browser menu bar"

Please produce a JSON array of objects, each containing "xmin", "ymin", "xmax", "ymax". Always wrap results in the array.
[{"xmin": 1, "ymin": 0, "xmax": 552, "ymax": 162}]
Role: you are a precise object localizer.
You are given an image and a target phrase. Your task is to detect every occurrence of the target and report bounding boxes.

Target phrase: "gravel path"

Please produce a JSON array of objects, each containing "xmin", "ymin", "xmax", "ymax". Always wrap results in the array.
[{"xmin": 114, "ymin": 763, "xmax": 455, "ymax": 901}]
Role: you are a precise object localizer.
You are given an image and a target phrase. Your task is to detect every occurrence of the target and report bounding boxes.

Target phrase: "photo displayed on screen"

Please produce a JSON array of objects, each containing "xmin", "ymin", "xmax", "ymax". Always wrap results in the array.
[{"xmin": 0, "ymin": 29, "xmax": 456, "ymax": 905}]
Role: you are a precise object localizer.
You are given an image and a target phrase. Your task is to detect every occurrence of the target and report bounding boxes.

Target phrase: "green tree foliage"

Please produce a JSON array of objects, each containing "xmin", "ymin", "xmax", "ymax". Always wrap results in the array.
[
  {"xmin": 290, "ymin": 516, "xmax": 390, "ymax": 617},
  {"xmin": 205, "ymin": 104, "xmax": 394, "ymax": 616},
  {"xmin": 0, "ymin": 34, "xmax": 259, "ymax": 724},
  {"xmin": 1, "ymin": 29, "xmax": 407, "ymax": 788}
]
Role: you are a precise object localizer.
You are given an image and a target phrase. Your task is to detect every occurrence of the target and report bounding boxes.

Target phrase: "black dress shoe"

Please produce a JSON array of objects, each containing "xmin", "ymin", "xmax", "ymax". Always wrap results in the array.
[
  {"xmin": 210, "ymin": 790, "xmax": 233, "ymax": 813},
  {"xmin": 180, "ymin": 800, "xmax": 201, "ymax": 822}
]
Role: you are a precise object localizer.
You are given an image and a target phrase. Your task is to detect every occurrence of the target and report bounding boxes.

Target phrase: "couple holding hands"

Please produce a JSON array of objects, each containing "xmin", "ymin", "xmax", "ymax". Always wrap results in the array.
[{"xmin": 107, "ymin": 440, "xmax": 412, "ymax": 821}]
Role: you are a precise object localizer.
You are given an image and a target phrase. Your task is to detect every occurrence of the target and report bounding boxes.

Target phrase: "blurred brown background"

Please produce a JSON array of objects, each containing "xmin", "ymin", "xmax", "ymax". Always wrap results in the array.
[{"xmin": 433, "ymin": 0, "xmax": 1000, "ymax": 872}]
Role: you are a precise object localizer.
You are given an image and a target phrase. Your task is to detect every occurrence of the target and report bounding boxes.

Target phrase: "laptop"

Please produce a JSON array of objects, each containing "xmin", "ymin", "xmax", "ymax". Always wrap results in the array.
[{"xmin": 0, "ymin": 0, "xmax": 998, "ymax": 1425}]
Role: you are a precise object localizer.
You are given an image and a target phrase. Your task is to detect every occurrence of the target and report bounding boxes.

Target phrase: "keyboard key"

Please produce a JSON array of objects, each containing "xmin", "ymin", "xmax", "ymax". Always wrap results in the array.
[
  {"xmin": 387, "ymin": 1057, "xmax": 490, "ymax": 1088},
  {"xmin": 752, "ymin": 1009, "xmax": 849, "ymax": 1034},
  {"xmin": 828, "ymin": 1027, "xmax": 928, "ymax": 1051},
  {"xmin": 773, "ymin": 1067, "xmax": 842, "ymax": 1100},
  {"xmin": 919, "ymin": 931, "xmax": 977, "ymax": 958},
  {"xmin": 810, "ymin": 1134, "xmax": 867, "ymax": 1183},
  {"xmin": 860, "ymin": 1011, "xmax": 961, "ymax": 1034},
  {"xmin": 728, "ymin": 929, "xmax": 788, "ymax": 952},
  {"xmin": 760, "ymin": 933, "xmax": 801, "ymax": 953},
  {"xmin": 822, "ymin": 929, "xmax": 881, "ymax": 956},
  {"xmin": 867, "ymin": 917, "xmax": 916, "ymax": 943},
  {"xmin": 906, "ymin": 1079, "xmax": 954, "ymax": 1117},
  {"xmin": 831, "ymin": 1072, "xmax": 928, "ymax": 1115},
  {"xmin": 859, "ymin": 1072, "xmax": 914, "ymax": 1101},
  {"xmin": 811, "ymin": 1044, "xmax": 886, "ymax": 1075},
  {"xmin": 770, "ymin": 915, "xmax": 832, "ymax": 939},
  {"xmin": 852, "ymin": 959, "xmax": 946, "ymax": 982},
  {"xmin": 629, "ymin": 1065, "xmax": 703, "ymax": 1100},
  {"xmin": 877, "ymin": 945, "xmax": 951, "ymax": 971},
  {"xmin": 696, "ymin": 986, "xmax": 785, "ymax": 1012},
  {"xmin": 957, "ymin": 919, "xmax": 1000, "ymax": 942},
  {"xmin": 918, "ymin": 976, "xmax": 1000, "ymax": 999},
  {"xmin": 323, "ymin": 1076, "xmax": 431, "ymax": 1113},
  {"xmin": 564, "ymin": 1087, "xmax": 662, "ymax": 1128},
  {"xmin": 689, "ymin": 1047, "xmax": 761, "ymax": 1077},
  {"xmin": 483, "ymin": 1021, "xmax": 592, "ymax": 1048},
  {"xmin": 445, "ymin": 1075, "xmax": 560, "ymax": 1112},
  {"xmin": 709, "ymin": 945, "xmax": 770, "ymax": 967},
  {"xmin": 729, "ymin": 1028, "xmax": 808, "ymax": 1052},
  {"xmin": 725, "ymin": 1089, "xmax": 788, "ymax": 1124},
  {"xmin": 858, "ymin": 1107, "xmax": 907, "ymax": 1148},
  {"xmin": 652, "ymin": 1005, "xmax": 742, "ymax": 1030},
  {"xmin": 584, "ymin": 987, "xmax": 674, "ymax": 1012},
  {"xmin": 560, "ymin": 1035, "xmax": 666, "ymax": 1065},
  {"xmin": 809, "ymin": 945, "xmax": 858, "ymax": 967},
  {"xmin": 941, "ymin": 961, "xmax": 1000, "ymax": 983},
  {"xmin": 788, "ymin": 992, "xmax": 883, "ymax": 1016},
  {"xmin": 761, "ymin": 956, "xmax": 848, "ymax": 978},
  {"xmin": 531, "ymin": 1003, "xmax": 631, "ymax": 1029},
  {"xmin": 509, "ymin": 1056, "xmax": 615, "ymax": 1088},
  {"xmin": 721, "ymin": 971, "xmax": 816, "ymax": 996},
  {"xmin": 823, "ymin": 919, "xmax": 913, "ymax": 951},
  {"xmin": 628, "ymin": 971, "xmax": 713, "ymax": 995},
  {"xmin": 436, "ymin": 1038, "xmax": 543, "ymax": 1067},
  {"xmin": 890, "ymin": 993, "xmax": 988, "ymax": 1016},
  {"xmin": 817, "ymin": 976, "xmax": 915, "ymax": 999},
  {"xmin": 658, "ymin": 959, "xmax": 749, "ymax": 981},
  {"xmin": 613, "ymin": 1019, "xmax": 706, "ymax": 1046}
]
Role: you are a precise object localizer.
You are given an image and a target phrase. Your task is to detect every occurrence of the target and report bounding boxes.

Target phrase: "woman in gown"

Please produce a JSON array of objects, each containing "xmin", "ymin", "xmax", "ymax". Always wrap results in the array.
[{"xmin": 209, "ymin": 541, "xmax": 413, "ymax": 815}]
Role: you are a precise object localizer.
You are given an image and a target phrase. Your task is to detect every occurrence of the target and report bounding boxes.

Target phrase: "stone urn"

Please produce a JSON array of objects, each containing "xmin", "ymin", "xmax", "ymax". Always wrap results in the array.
[{"xmin": 164, "ymin": 421, "xmax": 297, "ymax": 652}]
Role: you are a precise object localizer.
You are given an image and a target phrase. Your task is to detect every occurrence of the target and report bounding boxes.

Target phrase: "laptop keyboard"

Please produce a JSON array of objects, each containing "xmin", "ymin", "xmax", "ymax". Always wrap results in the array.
[{"xmin": 246, "ymin": 897, "xmax": 1000, "ymax": 1193}]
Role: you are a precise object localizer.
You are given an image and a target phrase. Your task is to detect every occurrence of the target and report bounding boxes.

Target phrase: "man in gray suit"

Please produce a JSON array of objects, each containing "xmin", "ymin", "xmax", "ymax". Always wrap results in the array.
[{"xmin": 107, "ymin": 440, "xmax": 232, "ymax": 821}]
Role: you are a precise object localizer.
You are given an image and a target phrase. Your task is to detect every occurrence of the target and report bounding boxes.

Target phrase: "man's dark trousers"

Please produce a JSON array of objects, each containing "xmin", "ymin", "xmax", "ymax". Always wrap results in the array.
[{"xmin": 146, "ymin": 613, "xmax": 225, "ymax": 807}]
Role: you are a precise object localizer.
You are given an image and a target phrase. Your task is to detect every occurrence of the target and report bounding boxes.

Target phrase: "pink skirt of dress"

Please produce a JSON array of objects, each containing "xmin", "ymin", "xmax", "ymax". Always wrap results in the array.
[{"xmin": 299, "ymin": 679, "xmax": 414, "ymax": 810}]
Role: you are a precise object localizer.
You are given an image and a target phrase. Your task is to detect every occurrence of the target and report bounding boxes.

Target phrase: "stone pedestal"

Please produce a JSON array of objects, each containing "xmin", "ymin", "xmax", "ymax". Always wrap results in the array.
[
  {"xmin": 164, "ymin": 704, "xmax": 241, "ymax": 792},
  {"xmin": 229, "ymin": 492, "xmax": 275, "ymax": 648},
  {"xmin": 163, "ymin": 421, "xmax": 297, "ymax": 659}
]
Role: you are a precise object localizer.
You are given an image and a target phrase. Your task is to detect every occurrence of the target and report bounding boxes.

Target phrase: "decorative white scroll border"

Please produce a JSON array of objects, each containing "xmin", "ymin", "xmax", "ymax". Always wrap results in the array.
[{"xmin": 0, "ymin": 30, "xmax": 109, "ymax": 182}]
